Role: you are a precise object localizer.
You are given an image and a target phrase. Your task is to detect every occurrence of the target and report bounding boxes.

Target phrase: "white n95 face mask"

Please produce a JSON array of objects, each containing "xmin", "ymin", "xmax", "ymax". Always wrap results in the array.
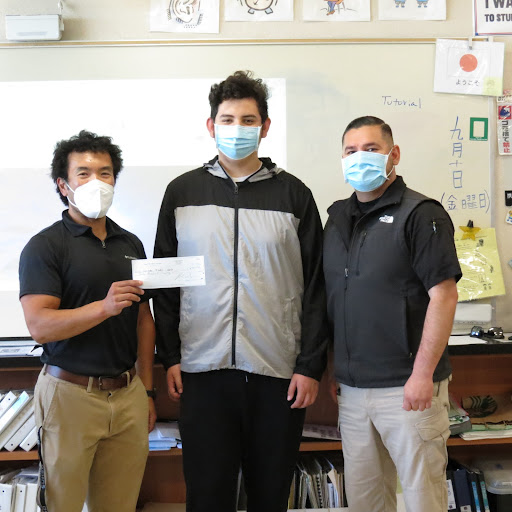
[{"xmin": 66, "ymin": 179, "xmax": 114, "ymax": 219}]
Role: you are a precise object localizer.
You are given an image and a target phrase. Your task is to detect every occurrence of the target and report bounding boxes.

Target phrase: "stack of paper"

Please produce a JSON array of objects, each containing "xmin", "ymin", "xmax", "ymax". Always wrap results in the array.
[
  {"xmin": 460, "ymin": 393, "xmax": 512, "ymax": 441},
  {"xmin": 302, "ymin": 424, "xmax": 341, "ymax": 441},
  {"xmin": 149, "ymin": 421, "xmax": 181, "ymax": 451}
]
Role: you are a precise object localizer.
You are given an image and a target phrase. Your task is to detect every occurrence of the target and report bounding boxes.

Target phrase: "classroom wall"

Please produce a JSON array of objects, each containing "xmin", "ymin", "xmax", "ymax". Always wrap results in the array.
[{"xmin": 1, "ymin": 0, "xmax": 512, "ymax": 329}]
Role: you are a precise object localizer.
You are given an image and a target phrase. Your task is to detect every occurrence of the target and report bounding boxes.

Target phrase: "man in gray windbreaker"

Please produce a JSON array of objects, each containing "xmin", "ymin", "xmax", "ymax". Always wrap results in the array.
[{"xmin": 154, "ymin": 70, "xmax": 328, "ymax": 512}]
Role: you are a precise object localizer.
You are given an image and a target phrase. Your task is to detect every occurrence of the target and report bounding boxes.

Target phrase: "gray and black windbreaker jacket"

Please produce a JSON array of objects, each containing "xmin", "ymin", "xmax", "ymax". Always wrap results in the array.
[{"xmin": 154, "ymin": 157, "xmax": 328, "ymax": 381}]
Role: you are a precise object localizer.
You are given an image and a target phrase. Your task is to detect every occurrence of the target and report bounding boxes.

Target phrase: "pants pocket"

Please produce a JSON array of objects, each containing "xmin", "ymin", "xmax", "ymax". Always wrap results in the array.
[{"xmin": 415, "ymin": 405, "xmax": 450, "ymax": 480}]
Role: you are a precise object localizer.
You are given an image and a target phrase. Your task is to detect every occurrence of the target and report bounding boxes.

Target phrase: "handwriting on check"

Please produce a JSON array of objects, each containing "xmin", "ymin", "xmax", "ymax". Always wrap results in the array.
[{"xmin": 132, "ymin": 256, "xmax": 206, "ymax": 289}]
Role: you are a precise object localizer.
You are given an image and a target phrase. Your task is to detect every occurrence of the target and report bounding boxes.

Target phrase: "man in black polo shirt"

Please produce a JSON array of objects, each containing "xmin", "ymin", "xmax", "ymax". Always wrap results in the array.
[
  {"xmin": 19, "ymin": 130, "xmax": 156, "ymax": 512},
  {"xmin": 323, "ymin": 116, "xmax": 461, "ymax": 512}
]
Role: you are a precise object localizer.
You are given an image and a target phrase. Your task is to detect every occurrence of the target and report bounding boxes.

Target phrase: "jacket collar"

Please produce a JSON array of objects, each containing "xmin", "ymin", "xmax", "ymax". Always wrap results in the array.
[
  {"xmin": 62, "ymin": 209, "xmax": 124, "ymax": 239},
  {"xmin": 204, "ymin": 155, "xmax": 282, "ymax": 182},
  {"xmin": 327, "ymin": 176, "xmax": 407, "ymax": 248}
]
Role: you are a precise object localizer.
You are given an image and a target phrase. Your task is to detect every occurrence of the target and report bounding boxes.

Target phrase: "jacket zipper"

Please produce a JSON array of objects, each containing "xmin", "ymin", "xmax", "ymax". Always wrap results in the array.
[
  {"xmin": 355, "ymin": 231, "xmax": 367, "ymax": 275},
  {"xmin": 231, "ymin": 182, "xmax": 240, "ymax": 367}
]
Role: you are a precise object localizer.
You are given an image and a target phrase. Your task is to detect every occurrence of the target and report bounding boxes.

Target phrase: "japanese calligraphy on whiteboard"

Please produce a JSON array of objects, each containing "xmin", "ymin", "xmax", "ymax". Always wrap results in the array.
[
  {"xmin": 433, "ymin": 39, "xmax": 504, "ymax": 96},
  {"xmin": 473, "ymin": 0, "xmax": 512, "ymax": 36},
  {"xmin": 498, "ymin": 92, "xmax": 512, "ymax": 155},
  {"xmin": 224, "ymin": 0, "xmax": 294, "ymax": 21},
  {"xmin": 149, "ymin": 0, "xmax": 220, "ymax": 33},
  {"xmin": 378, "ymin": 0, "xmax": 445, "ymax": 21},
  {"xmin": 302, "ymin": 0, "xmax": 370, "ymax": 21}
]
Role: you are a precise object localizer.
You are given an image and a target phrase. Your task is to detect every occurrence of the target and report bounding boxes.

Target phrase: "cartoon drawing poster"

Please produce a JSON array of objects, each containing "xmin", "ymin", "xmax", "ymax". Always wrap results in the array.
[
  {"xmin": 225, "ymin": 0, "xmax": 294, "ymax": 22},
  {"xmin": 378, "ymin": 0, "xmax": 446, "ymax": 21},
  {"xmin": 150, "ymin": 0, "xmax": 220, "ymax": 33},
  {"xmin": 303, "ymin": 0, "xmax": 370, "ymax": 21},
  {"xmin": 434, "ymin": 39, "xmax": 505, "ymax": 97}
]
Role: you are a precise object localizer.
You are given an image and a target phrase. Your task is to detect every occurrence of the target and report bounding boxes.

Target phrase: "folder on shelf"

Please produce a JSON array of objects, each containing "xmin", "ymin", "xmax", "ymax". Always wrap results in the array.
[
  {"xmin": 0, "ymin": 397, "xmax": 34, "ymax": 450},
  {"xmin": 4, "ymin": 413, "xmax": 36, "ymax": 452}
]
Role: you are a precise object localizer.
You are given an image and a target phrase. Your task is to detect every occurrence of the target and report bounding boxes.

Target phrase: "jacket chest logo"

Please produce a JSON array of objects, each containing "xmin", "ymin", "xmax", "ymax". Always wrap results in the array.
[{"xmin": 379, "ymin": 215, "xmax": 394, "ymax": 224}]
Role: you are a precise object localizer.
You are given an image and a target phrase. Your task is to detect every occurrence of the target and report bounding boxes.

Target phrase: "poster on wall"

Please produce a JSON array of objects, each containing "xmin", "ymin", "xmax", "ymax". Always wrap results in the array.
[
  {"xmin": 473, "ymin": 0, "xmax": 512, "ymax": 36},
  {"xmin": 224, "ymin": 0, "xmax": 294, "ymax": 22},
  {"xmin": 498, "ymin": 91, "xmax": 512, "ymax": 155},
  {"xmin": 149, "ymin": 0, "xmax": 220, "ymax": 33},
  {"xmin": 378, "ymin": 0, "xmax": 446, "ymax": 21},
  {"xmin": 302, "ymin": 0, "xmax": 370, "ymax": 21},
  {"xmin": 433, "ymin": 39, "xmax": 504, "ymax": 97}
]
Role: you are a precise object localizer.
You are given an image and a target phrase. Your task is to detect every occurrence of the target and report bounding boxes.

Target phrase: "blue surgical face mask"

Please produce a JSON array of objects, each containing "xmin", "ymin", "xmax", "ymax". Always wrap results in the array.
[
  {"xmin": 214, "ymin": 124, "xmax": 261, "ymax": 160},
  {"xmin": 341, "ymin": 147, "xmax": 394, "ymax": 192}
]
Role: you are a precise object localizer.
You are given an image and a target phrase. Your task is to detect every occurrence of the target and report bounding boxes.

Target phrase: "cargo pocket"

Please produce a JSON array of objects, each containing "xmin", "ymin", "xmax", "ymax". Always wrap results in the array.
[{"xmin": 415, "ymin": 403, "xmax": 450, "ymax": 481}]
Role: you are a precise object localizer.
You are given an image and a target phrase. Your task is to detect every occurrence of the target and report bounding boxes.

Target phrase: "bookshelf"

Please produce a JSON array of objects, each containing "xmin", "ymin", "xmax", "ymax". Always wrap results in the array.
[{"xmin": 1, "ymin": 348, "xmax": 511, "ymax": 506}]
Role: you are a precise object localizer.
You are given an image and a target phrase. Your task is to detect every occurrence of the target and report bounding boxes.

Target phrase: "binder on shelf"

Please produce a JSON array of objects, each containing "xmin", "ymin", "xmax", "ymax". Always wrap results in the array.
[
  {"xmin": 453, "ymin": 467, "xmax": 474, "ymax": 512},
  {"xmin": 19, "ymin": 425, "xmax": 38, "ymax": 452},
  {"xmin": 0, "ymin": 391, "xmax": 19, "ymax": 419},
  {"xmin": 22, "ymin": 478, "xmax": 38, "ymax": 512},
  {"xmin": 474, "ymin": 469, "xmax": 490, "ymax": 512},
  {"xmin": 467, "ymin": 470, "xmax": 483, "ymax": 512},
  {"xmin": 0, "ymin": 479, "xmax": 14, "ymax": 512},
  {"xmin": 0, "ymin": 397, "xmax": 34, "ymax": 450},
  {"xmin": 0, "ymin": 392, "xmax": 31, "ymax": 436},
  {"xmin": 447, "ymin": 469, "xmax": 457, "ymax": 511},
  {"xmin": 4, "ymin": 413, "xmax": 36, "ymax": 452},
  {"xmin": 13, "ymin": 480, "xmax": 26, "ymax": 512}
]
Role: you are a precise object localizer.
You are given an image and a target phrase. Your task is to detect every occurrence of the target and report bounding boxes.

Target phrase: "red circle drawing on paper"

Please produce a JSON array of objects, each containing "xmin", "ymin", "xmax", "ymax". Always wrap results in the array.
[{"xmin": 459, "ymin": 54, "xmax": 478, "ymax": 73}]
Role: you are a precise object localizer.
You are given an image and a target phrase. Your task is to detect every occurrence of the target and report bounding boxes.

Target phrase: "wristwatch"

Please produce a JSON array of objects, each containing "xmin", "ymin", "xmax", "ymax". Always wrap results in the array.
[{"xmin": 146, "ymin": 388, "xmax": 157, "ymax": 399}]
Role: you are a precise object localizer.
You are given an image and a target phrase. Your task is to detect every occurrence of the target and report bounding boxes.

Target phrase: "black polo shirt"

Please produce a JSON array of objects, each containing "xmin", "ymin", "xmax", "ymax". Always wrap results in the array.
[{"xmin": 19, "ymin": 210, "xmax": 147, "ymax": 377}]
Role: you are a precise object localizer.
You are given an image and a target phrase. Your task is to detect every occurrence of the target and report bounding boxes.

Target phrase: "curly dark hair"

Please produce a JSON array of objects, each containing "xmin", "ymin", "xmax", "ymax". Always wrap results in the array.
[
  {"xmin": 209, "ymin": 70, "xmax": 269, "ymax": 123},
  {"xmin": 342, "ymin": 116, "xmax": 394, "ymax": 147},
  {"xmin": 51, "ymin": 130, "xmax": 123, "ymax": 205}
]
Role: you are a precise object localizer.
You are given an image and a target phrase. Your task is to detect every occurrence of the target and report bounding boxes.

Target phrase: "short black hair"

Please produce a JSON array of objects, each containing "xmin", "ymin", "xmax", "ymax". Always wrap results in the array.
[
  {"xmin": 209, "ymin": 70, "xmax": 269, "ymax": 123},
  {"xmin": 51, "ymin": 130, "xmax": 123, "ymax": 205},
  {"xmin": 342, "ymin": 116, "xmax": 394, "ymax": 146}
]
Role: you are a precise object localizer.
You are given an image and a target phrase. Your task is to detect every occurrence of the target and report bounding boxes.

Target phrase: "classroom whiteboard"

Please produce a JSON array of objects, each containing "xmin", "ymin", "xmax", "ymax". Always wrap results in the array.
[{"xmin": 0, "ymin": 42, "xmax": 492, "ymax": 336}]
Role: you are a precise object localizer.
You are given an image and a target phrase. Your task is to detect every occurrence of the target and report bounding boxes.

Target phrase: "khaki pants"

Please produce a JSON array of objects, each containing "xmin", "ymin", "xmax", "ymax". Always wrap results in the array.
[
  {"xmin": 337, "ymin": 378, "xmax": 450, "ymax": 512},
  {"xmin": 34, "ymin": 368, "xmax": 149, "ymax": 512}
]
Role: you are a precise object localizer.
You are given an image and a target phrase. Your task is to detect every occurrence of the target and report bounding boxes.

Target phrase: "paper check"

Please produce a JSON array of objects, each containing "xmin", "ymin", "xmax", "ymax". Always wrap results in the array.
[{"xmin": 132, "ymin": 256, "xmax": 205, "ymax": 289}]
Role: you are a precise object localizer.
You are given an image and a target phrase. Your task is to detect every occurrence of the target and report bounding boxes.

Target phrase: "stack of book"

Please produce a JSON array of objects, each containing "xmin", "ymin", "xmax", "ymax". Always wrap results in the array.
[{"xmin": 0, "ymin": 390, "xmax": 37, "ymax": 453}]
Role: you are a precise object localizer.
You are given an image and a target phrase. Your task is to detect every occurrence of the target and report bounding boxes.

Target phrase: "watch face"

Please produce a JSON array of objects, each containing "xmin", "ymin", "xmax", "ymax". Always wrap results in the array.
[
  {"xmin": 170, "ymin": 0, "xmax": 201, "ymax": 24},
  {"xmin": 245, "ymin": 0, "xmax": 274, "ymax": 10}
]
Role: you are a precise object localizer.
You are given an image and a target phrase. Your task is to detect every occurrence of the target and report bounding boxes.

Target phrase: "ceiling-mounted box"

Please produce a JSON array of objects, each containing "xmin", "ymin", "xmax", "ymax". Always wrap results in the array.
[{"xmin": 5, "ymin": 15, "xmax": 63, "ymax": 42}]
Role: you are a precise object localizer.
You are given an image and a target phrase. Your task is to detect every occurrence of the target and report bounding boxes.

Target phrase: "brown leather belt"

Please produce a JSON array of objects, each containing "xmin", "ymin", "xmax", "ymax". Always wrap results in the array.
[{"xmin": 45, "ymin": 364, "xmax": 136, "ymax": 391}]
